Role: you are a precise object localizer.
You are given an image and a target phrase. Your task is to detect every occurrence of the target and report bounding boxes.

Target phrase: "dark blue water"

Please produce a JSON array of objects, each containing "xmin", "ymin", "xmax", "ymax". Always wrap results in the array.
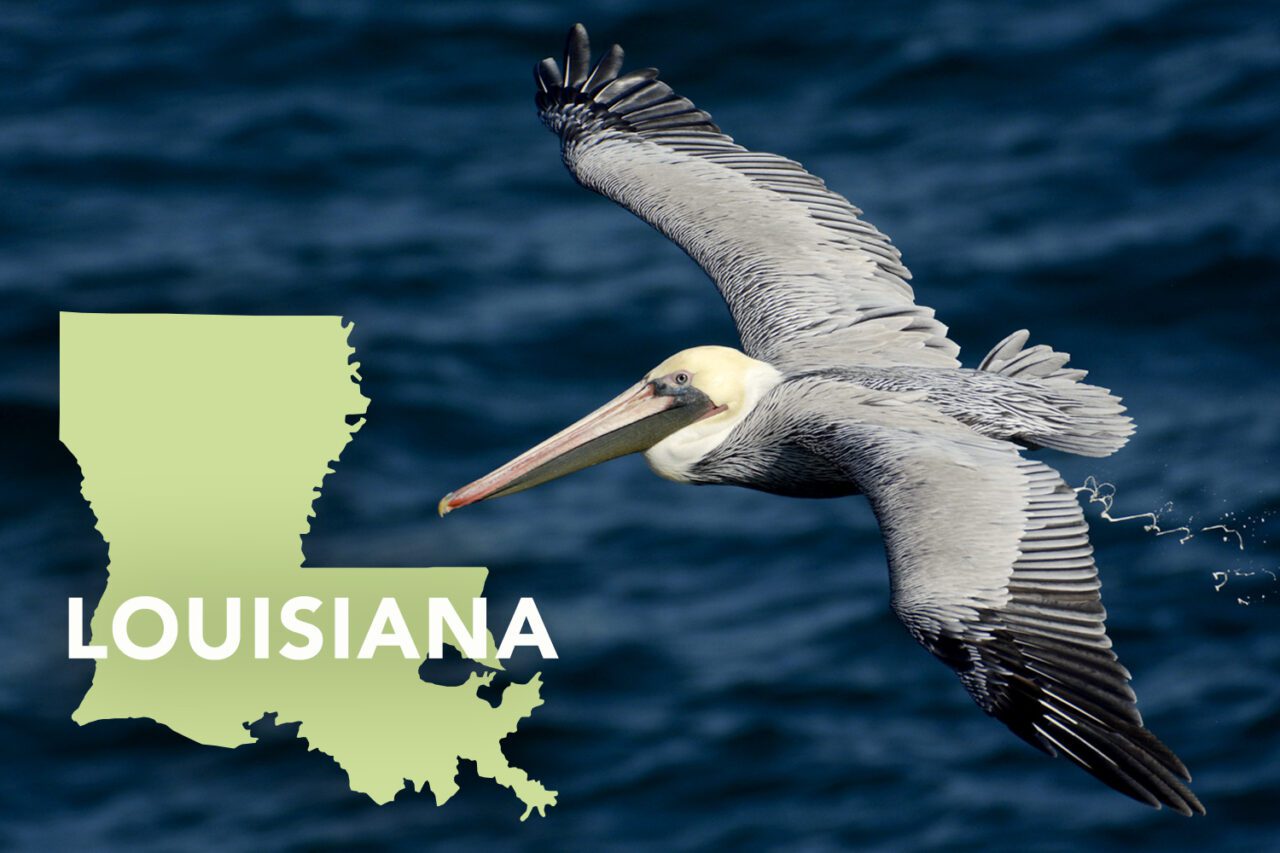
[{"xmin": 3, "ymin": 1, "xmax": 1279, "ymax": 849}]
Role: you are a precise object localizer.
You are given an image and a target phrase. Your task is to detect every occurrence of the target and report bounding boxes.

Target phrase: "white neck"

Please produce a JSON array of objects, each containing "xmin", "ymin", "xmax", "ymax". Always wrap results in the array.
[{"xmin": 644, "ymin": 360, "xmax": 782, "ymax": 483}]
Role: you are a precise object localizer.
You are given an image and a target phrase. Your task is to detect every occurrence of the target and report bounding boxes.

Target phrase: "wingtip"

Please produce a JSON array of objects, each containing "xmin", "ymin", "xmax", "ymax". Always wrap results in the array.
[
  {"xmin": 564, "ymin": 23, "xmax": 592, "ymax": 88},
  {"xmin": 535, "ymin": 56, "xmax": 563, "ymax": 92},
  {"xmin": 1161, "ymin": 784, "xmax": 1207, "ymax": 817},
  {"xmin": 584, "ymin": 43, "xmax": 625, "ymax": 94}
]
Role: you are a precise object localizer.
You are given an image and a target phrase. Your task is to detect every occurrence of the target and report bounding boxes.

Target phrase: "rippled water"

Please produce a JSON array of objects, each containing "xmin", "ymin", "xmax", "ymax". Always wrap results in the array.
[{"xmin": 4, "ymin": 1, "xmax": 1279, "ymax": 849}]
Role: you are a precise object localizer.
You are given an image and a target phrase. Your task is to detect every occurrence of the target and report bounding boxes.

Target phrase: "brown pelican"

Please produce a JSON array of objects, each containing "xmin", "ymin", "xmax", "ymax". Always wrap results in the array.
[{"xmin": 440, "ymin": 24, "xmax": 1203, "ymax": 815}]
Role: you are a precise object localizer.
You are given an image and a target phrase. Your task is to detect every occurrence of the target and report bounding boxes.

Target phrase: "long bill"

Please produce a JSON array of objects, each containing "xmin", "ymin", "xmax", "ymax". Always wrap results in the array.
[{"xmin": 439, "ymin": 379, "xmax": 711, "ymax": 515}]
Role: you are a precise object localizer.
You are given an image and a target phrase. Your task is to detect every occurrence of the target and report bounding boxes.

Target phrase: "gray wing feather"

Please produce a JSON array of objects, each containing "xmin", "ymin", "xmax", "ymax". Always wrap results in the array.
[
  {"xmin": 781, "ymin": 380, "xmax": 1202, "ymax": 814},
  {"xmin": 534, "ymin": 25, "xmax": 960, "ymax": 371}
]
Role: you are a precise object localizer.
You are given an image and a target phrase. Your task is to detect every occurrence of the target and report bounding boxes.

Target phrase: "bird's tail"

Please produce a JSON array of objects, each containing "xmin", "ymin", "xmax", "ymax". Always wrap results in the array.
[{"xmin": 980, "ymin": 330, "xmax": 1135, "ymax": 457}]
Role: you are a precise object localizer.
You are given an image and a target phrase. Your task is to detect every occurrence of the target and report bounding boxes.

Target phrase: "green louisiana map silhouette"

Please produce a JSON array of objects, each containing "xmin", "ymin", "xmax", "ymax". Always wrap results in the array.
[{"xmin": 60, "ymin": 312, "xmax": 556, "ymax": 820}]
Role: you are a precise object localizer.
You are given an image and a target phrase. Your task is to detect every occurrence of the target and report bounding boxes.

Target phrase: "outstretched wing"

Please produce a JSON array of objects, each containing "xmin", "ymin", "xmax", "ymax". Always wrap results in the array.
[
  {"xmin": 534, "ymin": 24, "xmax": 959, "ymax": 372},
  {"xmin": 788, "ymin": 386, "xmax": 1202, "ymax": 814}
]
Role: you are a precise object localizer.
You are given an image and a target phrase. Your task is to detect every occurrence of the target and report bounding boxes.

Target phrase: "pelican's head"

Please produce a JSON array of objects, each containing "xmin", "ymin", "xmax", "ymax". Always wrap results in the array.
[{"xmin": 438, "ymin": 346, "xmax": 781, "ymax": 515}]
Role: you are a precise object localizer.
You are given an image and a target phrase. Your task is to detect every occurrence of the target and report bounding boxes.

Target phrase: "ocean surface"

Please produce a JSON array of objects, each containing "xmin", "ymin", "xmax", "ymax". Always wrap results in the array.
[{"xmin": 3, "ymin": 1, "xmax": 1279, "ymax": 849}]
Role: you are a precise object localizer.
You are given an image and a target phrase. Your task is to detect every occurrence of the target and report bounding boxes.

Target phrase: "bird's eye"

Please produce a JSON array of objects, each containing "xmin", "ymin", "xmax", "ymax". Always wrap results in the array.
[{"xmin": 673, "ymin": 371, "xmax": 691, "ymax": 386}]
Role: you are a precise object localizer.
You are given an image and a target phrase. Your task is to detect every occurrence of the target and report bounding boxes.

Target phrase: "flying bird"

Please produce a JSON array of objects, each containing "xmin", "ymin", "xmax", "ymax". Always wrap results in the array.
[{"xmin": 440, "ymin": 24, "xmax": 1203, "ymax": 815}]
